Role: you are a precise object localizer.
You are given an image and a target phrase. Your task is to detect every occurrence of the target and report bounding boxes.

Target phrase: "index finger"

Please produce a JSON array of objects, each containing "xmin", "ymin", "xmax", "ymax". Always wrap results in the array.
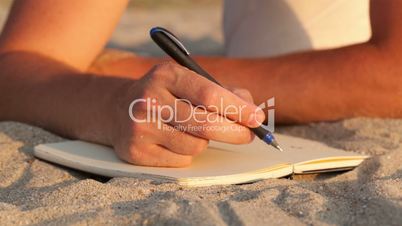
[{"xmin": 164, "ymin": 64, "xmax": 265, "ymax": 128}]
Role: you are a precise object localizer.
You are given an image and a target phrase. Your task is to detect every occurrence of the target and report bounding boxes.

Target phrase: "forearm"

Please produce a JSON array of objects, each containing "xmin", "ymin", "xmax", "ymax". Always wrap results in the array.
[
  {"xmin": 0, "ymin": 51, "xmax": 131, "ymax": 145},
  {"xmin": 200, "ymin": 0, "xmax": 402, "ymax": 123},
  {"xmin": 0, "ymin": 0, "xmax": 128, "ymax": 71},
  {"xmin": 196, "ymin": 42, "xmax": 402, "ymax": 123},
  {"xmin": 98, "ymin": 42, "xmax": 400, "ymax": 123}
]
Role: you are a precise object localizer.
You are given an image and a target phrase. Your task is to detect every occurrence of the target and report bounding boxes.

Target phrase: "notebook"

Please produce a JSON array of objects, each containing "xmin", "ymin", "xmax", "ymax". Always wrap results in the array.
[{"xmin": 33, "ymin": 134, "xmax": 368, "ymax": 187}]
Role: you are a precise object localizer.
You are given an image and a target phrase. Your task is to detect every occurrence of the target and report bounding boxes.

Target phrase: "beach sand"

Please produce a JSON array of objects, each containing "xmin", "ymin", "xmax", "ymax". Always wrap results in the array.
[
  {"xmin": 0, "ymin": 2, "xmax": 402, "ymax": 226},
  {"xmin": 0, "ymin": 119, "xmax": 401, "ymax": 225}
]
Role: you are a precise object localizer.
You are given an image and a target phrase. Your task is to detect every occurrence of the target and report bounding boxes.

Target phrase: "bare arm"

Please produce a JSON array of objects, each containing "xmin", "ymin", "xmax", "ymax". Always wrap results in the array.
[
  {"xmin": 205, "ymin": 0, "xmax": 402, "ymax": 123},
  {"xmin": 0, "ymin": 0, "xmax": 262, "ymax": 167},
  {"xmin": 0, "ymin": 0, "xmax": 128, "ymax": 70},
  {"xmin": 204, "ymin": 0, "xmax": 402, "ymax": 123},
  {"xmin": 96, "ymin": 0, "xmax": 402, "ymax": 123},
  {"xmin": 0, "ymin": 0, "xmax": 130, "ymax": 140}
]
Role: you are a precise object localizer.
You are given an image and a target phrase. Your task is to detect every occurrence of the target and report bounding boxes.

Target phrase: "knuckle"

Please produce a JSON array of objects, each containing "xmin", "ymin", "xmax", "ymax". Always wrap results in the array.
[
  {"xmin": 233, "ymin": 88, "xmax": 253, "ymax": 101},
  {"xmin": 235, "ymin": 127, "xmax": 254, "ymax": 144},
  {"xmin": 169, "ymin": 63, "xmax": 186, "ymax": 75},
  {"xmin": 147, "ymin": 64, "xmax": 168, "ymax": 82},
  {"xmin": 196, "ymin": 125, "xmax": 215, "ymax": 139},
  {"xmin": 158, "ymin": 62, "xmax": 183, "ymax": 73},
  {"xmin": 199, "ymin": 87, "xmax": 219, "ymax": 106},
  {"xmin": 126, "ymin": 147, "xmax": 137, "ymax": 161},
  {"xmin": 156, "ymin": 62, "xmax": 175, "ymax": 71},
  {"xmin": 236, "ymin": 88, "xmax": 251, "ymax": 97},
  {"xmin": 191, "ymin": 139, "xmax": 209, "ymax": 155},
  {"xmin": 150, "ymin": 62, "xmax": 177, "ymax": 83},
  {"xmin": 127, "ymin": 147, "xmax": 147, "ymax": 164},
  {"xmin": 147, "ymin": 70, "xmax": 164, "ymax": 84},
  {"xmin": 139, "ymin": 88, "xmax": 154, "ymax": 99},
  {"xmin": 130, "ymin": 123, "xmax": 147, "ymax": 135}
]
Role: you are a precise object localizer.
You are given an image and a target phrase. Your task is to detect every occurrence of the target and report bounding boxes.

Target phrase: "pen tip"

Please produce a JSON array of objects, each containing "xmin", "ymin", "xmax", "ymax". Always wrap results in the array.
[
  {"xmin": 270, "ymin": 140, "xmax": 284, "ymax": 152},
  {"xmin": 262, "ymin": 133, "xmax": 284, "ymax": 152}
]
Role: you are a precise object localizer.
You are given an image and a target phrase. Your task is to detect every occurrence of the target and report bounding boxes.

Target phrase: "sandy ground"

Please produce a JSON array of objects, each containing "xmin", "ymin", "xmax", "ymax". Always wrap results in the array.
[
  {"xmin": 0, "ymin": 3, "xmax": 402, "ymax": 226},
  {"xmin": 0, "ymin": 119, "xmax": 401, "ymax": 225}
]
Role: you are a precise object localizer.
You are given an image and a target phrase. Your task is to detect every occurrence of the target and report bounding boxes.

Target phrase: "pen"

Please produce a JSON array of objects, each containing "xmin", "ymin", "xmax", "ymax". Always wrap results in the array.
[{"xmin": 150, "ymin": 27, "xmax": 283, "ymax": 152}]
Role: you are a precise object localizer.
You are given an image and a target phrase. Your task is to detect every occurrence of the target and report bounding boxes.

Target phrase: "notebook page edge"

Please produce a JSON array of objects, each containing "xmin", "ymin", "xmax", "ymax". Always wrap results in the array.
[{"xmin": 34, "ymin": 141, "xmax": 292, "ymax": 186}]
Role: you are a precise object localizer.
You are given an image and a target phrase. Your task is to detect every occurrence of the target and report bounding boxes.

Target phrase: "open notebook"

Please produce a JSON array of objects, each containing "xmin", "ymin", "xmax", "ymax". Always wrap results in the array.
[{"xmin": 34, "ymin": 134, "xmax": 368, "ymax": 187}]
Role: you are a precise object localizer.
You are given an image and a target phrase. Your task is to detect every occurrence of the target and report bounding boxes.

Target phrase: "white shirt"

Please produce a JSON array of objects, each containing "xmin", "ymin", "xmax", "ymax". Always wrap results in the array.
[{"xmin": 223, "ymin": 0, "xmax": 371, "ymax": 57}]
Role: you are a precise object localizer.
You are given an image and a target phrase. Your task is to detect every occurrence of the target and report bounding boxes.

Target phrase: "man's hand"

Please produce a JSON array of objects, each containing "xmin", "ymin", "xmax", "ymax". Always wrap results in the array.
[
  {"xmin": 111, "ymin": 63, "xmax": 264, "ymax": 167},
  {"xmin": 0, "ymin": 0, "xmax": 265, "ymax": 168}
]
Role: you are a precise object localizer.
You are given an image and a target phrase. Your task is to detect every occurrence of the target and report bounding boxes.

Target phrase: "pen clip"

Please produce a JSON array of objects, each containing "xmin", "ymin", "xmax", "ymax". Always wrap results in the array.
[{"xmin": 150, "ymin": 27, "xmax": 190, "ymax": 56}]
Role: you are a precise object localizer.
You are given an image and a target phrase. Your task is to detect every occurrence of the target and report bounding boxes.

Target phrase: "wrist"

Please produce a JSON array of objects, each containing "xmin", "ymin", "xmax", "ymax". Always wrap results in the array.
[{"xmin": 69, "ymin": 74, "xmax": 134, "ymax": 147}]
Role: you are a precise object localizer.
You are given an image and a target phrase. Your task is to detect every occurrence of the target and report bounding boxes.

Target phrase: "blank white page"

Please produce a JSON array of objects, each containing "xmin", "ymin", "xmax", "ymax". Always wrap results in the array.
[{"xmin": 34, "ymin": 134, "xmax": 367, "ymax": 186}]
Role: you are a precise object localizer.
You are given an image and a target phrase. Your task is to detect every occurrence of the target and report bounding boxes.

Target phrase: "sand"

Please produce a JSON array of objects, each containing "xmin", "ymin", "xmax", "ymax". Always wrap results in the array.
[
  {"xmin": 0, "ymin": 119, "xmax": 401, "ymax": 225},
  {"xmin": 0, "ymin": 2, "xmax": 402, "ymax": 226}
]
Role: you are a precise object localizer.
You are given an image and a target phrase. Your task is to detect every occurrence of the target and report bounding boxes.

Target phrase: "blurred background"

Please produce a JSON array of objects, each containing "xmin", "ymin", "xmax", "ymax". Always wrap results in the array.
[{"xmin": 0, "ymin": 0, "xmax": 224, "ymax": 56}]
